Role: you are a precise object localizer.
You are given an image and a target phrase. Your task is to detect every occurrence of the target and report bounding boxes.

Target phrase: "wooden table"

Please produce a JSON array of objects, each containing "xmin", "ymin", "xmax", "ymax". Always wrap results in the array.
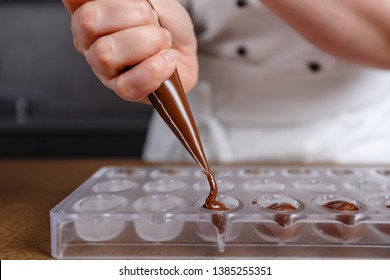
[
  {"xmin": 1, "ymin": 159, "xmax": 390, "ymax": 259},
  {"xmin": 0, "ymin": 159, "xmax": 151, "ymax": 259}
]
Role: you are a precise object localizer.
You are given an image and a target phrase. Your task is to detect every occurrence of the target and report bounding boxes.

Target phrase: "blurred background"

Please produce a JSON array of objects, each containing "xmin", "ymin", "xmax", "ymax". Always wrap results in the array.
[{"xmin": 0, "ymin": 0, "xmax": 153, "ymax": 158}]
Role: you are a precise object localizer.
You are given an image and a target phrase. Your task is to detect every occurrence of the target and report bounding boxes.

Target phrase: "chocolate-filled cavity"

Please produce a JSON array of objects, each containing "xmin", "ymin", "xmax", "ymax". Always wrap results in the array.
[
  {"xmin": 148, "ymin": 69, "xmax": 224, "ymax": 210},
  {"xmin": 322, "ymin": 200, "xmax": 360, "ymax": 212},
  {"xmin": 318, "ymin": 197, "xmax": 362, "ymax": 226},
  {"xmin": 255, "ymin": 201, "xmax": 303, "ymax": 241},
  {"xmin": 252, "ymin": 195, "xmax": 303, "ymax": 241},
  {"xmin": 313, "ymin": 195, "xmax": 365, "ymax": 242},
  {"xmin": 194, "ymin": 196, "xmax": 240, "ymax": 238}
]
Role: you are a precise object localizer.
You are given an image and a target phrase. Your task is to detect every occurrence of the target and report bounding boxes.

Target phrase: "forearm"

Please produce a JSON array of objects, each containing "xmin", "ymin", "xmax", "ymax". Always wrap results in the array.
[{"xmin": 262, "ymin": 0, "xmax": 390, "ymax": 69}]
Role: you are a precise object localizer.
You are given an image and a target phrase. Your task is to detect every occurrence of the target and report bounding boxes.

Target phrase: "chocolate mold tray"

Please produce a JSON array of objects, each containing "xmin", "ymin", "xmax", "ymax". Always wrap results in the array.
[{"xmin": 50, "ymin": 166, "xmax": 390, "ymax": 259}]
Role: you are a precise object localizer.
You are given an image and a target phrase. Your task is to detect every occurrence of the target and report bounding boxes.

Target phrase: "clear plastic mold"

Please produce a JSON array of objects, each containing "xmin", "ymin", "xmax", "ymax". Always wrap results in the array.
[{"xmin": 50, "ymin": 166, "xmax": 390, "ymax": 259}]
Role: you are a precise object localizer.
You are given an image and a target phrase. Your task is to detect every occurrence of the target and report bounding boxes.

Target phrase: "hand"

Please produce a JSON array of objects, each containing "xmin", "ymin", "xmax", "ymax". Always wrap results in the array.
[{"xmin": 62, "ymin": 0, "xmax": 198, "ymax": 103}]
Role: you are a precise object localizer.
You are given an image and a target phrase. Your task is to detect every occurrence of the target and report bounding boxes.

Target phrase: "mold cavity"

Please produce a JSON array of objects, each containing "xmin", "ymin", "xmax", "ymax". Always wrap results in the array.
[
  {"xmin": 150, "ymin": 167, "xmax": 189, "ymax": 178},
  {"xmin": 244, "ymin": 179, "xmax": 285, "ymax": 193},
  {"xmin": 252, "ymin": 194, "xmax": 303, "ymax": 215},
  {"xmin": 133, "ymin": 195, "xmax": 186, "ymax": 214},
  {"xmin": 345, "ymin": 179, "xmax": 388, "ymax": 193},
  {"xmin": 93, "ymin": 179, "xmax": 138, "ymax": 193},
  {"xmin": 294, "ymin": 179, "xmax": 336, "ymax": 193},
  {"xmin": 313, "ymin": 195, "xmax": 363, "ymax": 214},
  {"xmin": 74, "ymin": 194, "xmax": 127, "ymax": 214},
  {"xmin": 73, "ymin": 195, "xmax": 128, "ymax": 241},
  {"xmin": 132, "ymin": 195, "xmax": 186, "ymax": 241},
  {"xmin": 194, "ymin": 195, "xmax": 242, "ymax": 252},
  {"xmin": 143, "ymin": 179, "xmax": 188, "ymax": 193},
  {"xmin": 106, "ymin": 167, "xmax": 146, "ymax": 178},
  {"xmin": 368, "ymin": 195, "xmax": 390, "ymax": 212},
  {"xmin": 238, "ymin": 168, "xmax": 274, "ymax": 178},
  {"xmin": 328, "ymin": 169, "xmax": 360, "ymax": 177},
  {"xmin": 252, "ymin": 194, "xmax": 303, "ymax": 242},
  {"xmin": 283, "ymin": 168, "xmax": 318, "ymax": 177},
  {"xmin": 376, "ymin": 169, "xmax": 390, "ymax": 177}
]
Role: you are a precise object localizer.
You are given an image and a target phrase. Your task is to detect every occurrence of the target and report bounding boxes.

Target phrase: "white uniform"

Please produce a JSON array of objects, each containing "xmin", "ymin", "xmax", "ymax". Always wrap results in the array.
[{"xmin": 143, "ymin": 0, "xmax": 390, "ymax": 164}]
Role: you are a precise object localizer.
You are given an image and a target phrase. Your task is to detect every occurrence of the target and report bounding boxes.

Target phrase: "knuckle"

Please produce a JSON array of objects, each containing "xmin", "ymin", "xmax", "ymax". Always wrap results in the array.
[
  {"xmin": 76, "ymin": 1, "xmax": 100, "ymax": 37},
  {"xmin": 147, "ymin": 58, "xmax": 164, "ymax": 81},
  {"xmin": 148, "ymin": 25, "xmax": 170, "ymax": 48},
  {"xmin": 134, "ymin": 1, "xmax": 155, "ymax": 24},
  {"xmin": 90, "ymin": 36, "xmax": 116, "ymax": 69},
  {"xmin": 114, "ymin": 76, "xmax": 142, "ymax": 101}
]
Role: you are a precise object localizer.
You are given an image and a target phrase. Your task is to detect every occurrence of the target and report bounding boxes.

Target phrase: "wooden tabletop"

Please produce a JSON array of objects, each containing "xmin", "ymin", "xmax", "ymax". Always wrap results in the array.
[
  {"xmin": 1, "ymin": 159, "xmax": 390, "ymax": 259},
  {"xmin": 0, "ymin": 159, "xmax": 152, "ymax": 260}
]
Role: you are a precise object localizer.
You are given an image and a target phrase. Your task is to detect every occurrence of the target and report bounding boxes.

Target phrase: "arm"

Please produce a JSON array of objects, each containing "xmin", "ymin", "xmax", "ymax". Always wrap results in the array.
[
  {"xmin": 62, "ymin": 0, "xmax": 198, "ymax": 103},
  {"xmin": 262, "ymin": 0, "xmax": 390, "ymax": 69}
]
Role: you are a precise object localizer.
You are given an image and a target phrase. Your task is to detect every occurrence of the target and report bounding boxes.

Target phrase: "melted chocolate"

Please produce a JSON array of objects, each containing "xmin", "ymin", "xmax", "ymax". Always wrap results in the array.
[
  {"xmin": 267, "ymin": 202, "xmax": 296, "ymax": 211},
  {"xmin": 148, "ymin": 69, "xmax": 225, "ymax": 210},
  {"xmin": 267, "ymin": 202, "xmax": 296, "ymax": 228},
  {"xmin": 323, "ymin": 200, "xmax": 360, "ymax": 212}
]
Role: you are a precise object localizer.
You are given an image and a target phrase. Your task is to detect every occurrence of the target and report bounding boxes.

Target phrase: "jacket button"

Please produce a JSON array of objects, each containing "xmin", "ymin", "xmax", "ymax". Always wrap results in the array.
[
  {"xmin": 308, "ymin": 62, "xmax": 322, "ymax": 73},
  {"xmin": 237, "ymin": 0, "xmax": 248, "ymax": 8},
  {"xmin": 237, "ymin": 46, "xmax": 248, "ymax": 56}
]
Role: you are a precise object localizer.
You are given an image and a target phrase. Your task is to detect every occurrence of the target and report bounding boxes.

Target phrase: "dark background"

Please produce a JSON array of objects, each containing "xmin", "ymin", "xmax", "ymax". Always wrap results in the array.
[{"xmin": 0, "ymin": 0, "xmax": 153, "ymax": 158}]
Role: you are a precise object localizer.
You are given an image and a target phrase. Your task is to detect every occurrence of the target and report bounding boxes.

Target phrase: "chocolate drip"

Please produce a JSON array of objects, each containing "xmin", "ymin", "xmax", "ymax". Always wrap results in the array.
[{"xmin": 148, "ymin": 69, "xmax": 225, "ymax": 210}]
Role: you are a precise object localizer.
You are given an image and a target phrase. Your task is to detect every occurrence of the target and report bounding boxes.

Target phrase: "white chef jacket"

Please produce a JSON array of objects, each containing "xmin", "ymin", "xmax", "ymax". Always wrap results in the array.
[{"xmin": 143, "ymin": 0, "xmax": 390, "ymax": 164}]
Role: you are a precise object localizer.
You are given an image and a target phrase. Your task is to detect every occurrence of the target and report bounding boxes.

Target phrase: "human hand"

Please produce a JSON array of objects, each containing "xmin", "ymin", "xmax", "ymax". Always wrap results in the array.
[{"xmin": 62, "ymin": 0, "xmax": 198, "ymax": 103}]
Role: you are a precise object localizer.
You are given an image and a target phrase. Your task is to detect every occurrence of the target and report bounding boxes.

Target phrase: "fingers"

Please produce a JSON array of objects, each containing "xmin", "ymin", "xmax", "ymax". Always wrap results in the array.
[
  {"xmin": 85, "ymin": 24, "xmax": 173, "ymax": 79},
  {"xmin": 99, "ymin": 49, "xmax": 179, "ymax": 102},
  {"xmin": 71, "ymin": 0, "xmax": 159, "ymax": 52},
  {"xmin": 62, "ymin": 0, "xmax": 198, "ymax": 102},
  {"xmin": 62, "ymin": 0, "xmax": 91, "ymax": 14}
]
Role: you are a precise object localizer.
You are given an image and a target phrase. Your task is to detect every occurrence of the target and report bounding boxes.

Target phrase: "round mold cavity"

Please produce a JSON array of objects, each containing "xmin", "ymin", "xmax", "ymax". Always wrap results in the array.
[
  {"xmin": 150, "ymin": 167, "xmax": 189, "ymax": 178},
  {"xmin": 132, "ymin": 195, "xmax": 186, "ymax": 241},
  {"xmin": 194, "ymin": 195, "xmax": 243, "ymax": 249},
  {"xmin": 93, "ymin": 179, "xmax": 138, "ymax": 193},
  {"xmin": 368, "ymin": 195, "xmax": 390, "ymax": 213},
  {"xmin": 375, "ymin": 169, "xmax": 390, "ymax": 178},
  {"xmin": 133, "ymin": 194, "xmax": 186, "ymax": 214},
  {"xmin": 73, "ymin": 194, "xmax": 127, "ymax": 214},
  {"xmin": 252, "ymin": 194, "xmax": 304, "ymax": 242},
  {"xmin": 194, "ymin": 179, "xmax": 234, "ymax": 194},
  {"xmin": 293, "ymin": 179, "xmax": 336, "ymax": 193},
  {"xmin": 311, "ymin": 194, "xmax": 365, "ymax": 214},
  {"xmin": 106, "ymin": 167, "xmax": 146, "ymax": 178},
  {"xmin": 251, "ymin": 194, "xmax": 304, "ymax": 214},
  {"xmin": 344, "ymin": 179, "xmax": 388, "ymax": 193},
  {"xmin": 244, "ymin": 179, "xmax": 285, "ymax": 193},
  {"xmin": 73, "ymin": 194, "xmax": 128, "ymax": 241},
  {"xmin": 283, "ymin": 168, "xmax": 318, "ymax": 177},
  {"xmin": 311, "ymin": 194, "xmax": 366, "ymax": 243},
  {"xmin": 143, "ymin": 179, "xmax": 188, "ymax": 193},
  {"xmin": 194, "ymin": 195, "xmax": 242, "ymax": 212},
  {"xmin": 238, "ymin": 168, "xmax": 275, "ymax": 178},
  {"xmin": 327, "ymin": 168, "xmax": 361, "ymax": 177}
]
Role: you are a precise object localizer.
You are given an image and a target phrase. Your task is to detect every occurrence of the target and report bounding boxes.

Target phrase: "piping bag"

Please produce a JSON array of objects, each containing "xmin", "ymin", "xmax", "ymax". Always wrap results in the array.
[
  {"xmin": 147, "ymin": 69, "xmax": 226, "ymax": 210},
  {"xmin": 143, "ymin": 0, "xmax": 225, "ymax": 210}
]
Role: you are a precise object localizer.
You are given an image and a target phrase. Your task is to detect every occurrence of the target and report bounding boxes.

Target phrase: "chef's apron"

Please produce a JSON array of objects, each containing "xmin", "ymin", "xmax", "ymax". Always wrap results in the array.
[{"xmin": 143, "ymin": 0, "xmax": 390, "ymax": 164}]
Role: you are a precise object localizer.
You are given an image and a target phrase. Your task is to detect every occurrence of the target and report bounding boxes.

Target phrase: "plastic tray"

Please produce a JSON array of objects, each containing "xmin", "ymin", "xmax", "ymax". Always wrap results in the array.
[{"xmin": 50, "ymin": 166, "xmax": 390, "ymax": 259}]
